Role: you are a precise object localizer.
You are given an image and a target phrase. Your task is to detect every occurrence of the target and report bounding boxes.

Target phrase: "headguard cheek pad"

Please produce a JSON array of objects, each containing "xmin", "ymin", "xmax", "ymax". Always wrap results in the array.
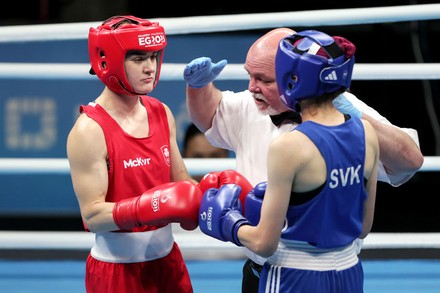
[
  {"xmin": 88, "ymin": 15, "xmax": 167, "ymax": 95},
  {"xmin": 275, "ymin": 29, "xmax": 355, "ymax": 110}
]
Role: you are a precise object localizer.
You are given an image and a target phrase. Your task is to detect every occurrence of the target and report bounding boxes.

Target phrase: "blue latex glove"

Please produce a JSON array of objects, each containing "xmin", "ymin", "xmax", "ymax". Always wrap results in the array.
[
  {"xmin": 244, "ymin": 181, "xmax": 267, "ymax": 226},
  {"xmin": 199, "ymin": 184, "xmax": 250, "ymax": 246},
  {"xmin": 333, "ymin": 93, "xmax": 362, "ymax": 118},
  {"xmin": 183, "ymin": 57, "xmax": 227, "ymax": 88}
]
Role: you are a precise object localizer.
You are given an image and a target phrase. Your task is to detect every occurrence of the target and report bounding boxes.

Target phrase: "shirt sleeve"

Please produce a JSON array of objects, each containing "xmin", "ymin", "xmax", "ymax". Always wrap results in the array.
[
  {"xmin": 341, "ymin": 91, "xmax": 421, "ymax": 185},
  {"xmin": 205, "ymin": 90, "xmax": 252, "ymax": 151}
]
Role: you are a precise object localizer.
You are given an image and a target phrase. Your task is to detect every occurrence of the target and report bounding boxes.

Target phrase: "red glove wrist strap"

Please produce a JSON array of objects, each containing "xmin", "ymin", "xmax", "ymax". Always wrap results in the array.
[{"xmin": 112, "ymin": 197, "xmax": 140, "ymax": 230}]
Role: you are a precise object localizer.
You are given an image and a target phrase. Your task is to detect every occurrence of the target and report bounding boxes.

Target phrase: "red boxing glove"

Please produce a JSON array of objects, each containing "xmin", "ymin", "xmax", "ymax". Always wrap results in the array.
[
  {"xmin": 198, "ymin": 171, "xmax": 221, "ymax": 193},
  {"xmin": 198, "ymin": 170, "xmax": 253, "ymax": 213},
  {"xmin": 113, "ymin": 180, "xmax": 203, "ymax": 231}
]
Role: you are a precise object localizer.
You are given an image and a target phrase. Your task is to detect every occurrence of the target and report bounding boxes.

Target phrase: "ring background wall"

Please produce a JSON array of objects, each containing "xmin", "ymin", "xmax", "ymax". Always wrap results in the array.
[{"xmin": 0, "ymin": 3, "xmax": 439, "ymax": 233}]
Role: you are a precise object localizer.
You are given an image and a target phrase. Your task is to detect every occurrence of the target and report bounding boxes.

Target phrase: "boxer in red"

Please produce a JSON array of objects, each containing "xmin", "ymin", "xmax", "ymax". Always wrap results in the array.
[{"xmin": 67, "ymin": 15, "xmax": 199, "ymax": 293}]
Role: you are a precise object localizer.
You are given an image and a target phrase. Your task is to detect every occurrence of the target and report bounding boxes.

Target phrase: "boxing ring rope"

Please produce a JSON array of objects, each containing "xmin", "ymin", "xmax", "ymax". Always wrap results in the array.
[
  {"xmin": 1, "ymin": 4, "xmax": 440, "ymax": 41},
  {"xmin": 1, "ymin": 4, "xmax": 440, "ymax": 258},
  {"xmin": 1, "ymin": 4, "xmax": 440, "ymax": 81},
  {"xmin": 0, "ymin": 230, "xmax": 439, "ymax": 260},
  {"xmin": 2, "ymin": 62, "xmax": 440, "ymax": 81},
  {"xmin": 0, "ymin": 157, "xmax": 439, "ymax": 174}
]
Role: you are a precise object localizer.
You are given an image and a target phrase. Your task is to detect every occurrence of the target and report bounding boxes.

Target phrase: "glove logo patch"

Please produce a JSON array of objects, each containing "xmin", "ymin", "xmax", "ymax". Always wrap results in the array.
[
  {"xmin": 151, "ymin": 190, "xmax": 161, "ymax": 212},
  {"xmin": 160, "ymin": 193, "xmax": 173, "ymax": 203},
  {"xmin": 206, "ymin": 206, "xmax": 213, "ymax": 231}
]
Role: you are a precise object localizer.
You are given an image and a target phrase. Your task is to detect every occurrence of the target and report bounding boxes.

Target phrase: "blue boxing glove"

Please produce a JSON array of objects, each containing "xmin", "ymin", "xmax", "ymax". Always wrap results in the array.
[
  {"xmin": 199, "ymin": 184, "xmax": 250, "ymax": 246},
  {"xmin": 333, "ymin": 92, "xmax": 362, "ymax": 118},
  {"xmin": 244, "ymin": 181, "xmax": 267, "ymax": 226},
  {"xmin": 183, "ymin": 57, "xmax": 227, "ymax": 88}
]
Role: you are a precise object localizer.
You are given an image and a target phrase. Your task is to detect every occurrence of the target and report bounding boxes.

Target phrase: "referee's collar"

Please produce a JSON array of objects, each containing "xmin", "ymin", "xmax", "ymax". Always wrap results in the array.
[{"xmin": 269, "ymin": 111, "xmax": 302, "ymax": 126}]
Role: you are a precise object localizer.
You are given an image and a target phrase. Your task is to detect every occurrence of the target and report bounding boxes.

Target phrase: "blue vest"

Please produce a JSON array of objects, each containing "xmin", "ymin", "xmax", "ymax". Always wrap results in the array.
[{"xmin": 281, "ymin": 117, "xmax": 366, "ymax": 248}]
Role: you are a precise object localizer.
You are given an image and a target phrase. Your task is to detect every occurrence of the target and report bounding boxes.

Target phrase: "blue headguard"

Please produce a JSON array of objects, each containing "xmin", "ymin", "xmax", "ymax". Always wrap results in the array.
[{"xmin": 275, "ymin": 30, "xmax": 355, "ymax": 110}]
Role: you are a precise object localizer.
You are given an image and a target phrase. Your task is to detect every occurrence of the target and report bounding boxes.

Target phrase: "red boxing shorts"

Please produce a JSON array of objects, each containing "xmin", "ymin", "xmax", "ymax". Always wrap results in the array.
[{"xmin": 85, "ymin": 242, "xmax": 193, "ymax": 293}]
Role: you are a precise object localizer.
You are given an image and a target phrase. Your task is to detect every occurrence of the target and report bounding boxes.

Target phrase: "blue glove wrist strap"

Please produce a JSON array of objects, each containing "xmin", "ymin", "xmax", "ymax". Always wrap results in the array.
[{"xmin": 222, "ymin": 210, "xmax": 250, "ymax": 246}]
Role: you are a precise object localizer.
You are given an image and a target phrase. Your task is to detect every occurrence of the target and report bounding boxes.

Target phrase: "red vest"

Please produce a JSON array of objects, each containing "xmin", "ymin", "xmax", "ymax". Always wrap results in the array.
[{"xmin": 80, "ymin": 96, "xmax": 171, "ymax": 232}]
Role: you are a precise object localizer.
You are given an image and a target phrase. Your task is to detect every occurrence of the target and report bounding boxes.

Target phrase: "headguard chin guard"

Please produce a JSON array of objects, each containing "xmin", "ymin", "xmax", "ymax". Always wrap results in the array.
[
  {"xmin": 88, "ymin": 15, "xmax": 167, "ymax": 95},
  {"xmin": 275, "ymin": 30, "xmax": 355, "ymax": 110}
]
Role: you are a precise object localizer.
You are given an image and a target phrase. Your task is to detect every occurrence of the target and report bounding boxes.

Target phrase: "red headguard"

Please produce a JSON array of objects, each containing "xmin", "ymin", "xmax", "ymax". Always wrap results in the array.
[{"xmin": 88, "ymin": 15, "xmax": 167, "ymax": 95}]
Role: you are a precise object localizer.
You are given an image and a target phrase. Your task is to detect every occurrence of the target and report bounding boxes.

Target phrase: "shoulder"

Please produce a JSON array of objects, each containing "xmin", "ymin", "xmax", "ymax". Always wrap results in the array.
[
  {"xmin": 221, "ymin": 90, "xmax": 253, "ymax": 105},
  {"xmin": 219, "ymin": 90, "xmax": 258, "ymax": 115},
  {"xmin": 361, "ymin": 118, "xmax": 374, "ymax": 135},
  {"xmin": 67, "ymin": 113, "xmax": 106, "ymax": 160},
  {"xmin": 361, "ymin": 119, "xmax": 379, "ymax": 150},
  {"xmin": 268, "ymin": 131, "xmax": 317, "ymax": 178},
  {"xmin": 270, "ymin": 131, "xmax": 310, "ymax": 158},
  {"xmin": 69, "ymin": 113, "xmax": 103, "ymax": 141}
]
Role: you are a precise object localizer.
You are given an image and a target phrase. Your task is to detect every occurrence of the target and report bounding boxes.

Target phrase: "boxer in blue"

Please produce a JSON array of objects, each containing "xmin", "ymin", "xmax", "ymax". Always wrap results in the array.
[{"xmin": 198, "ymin": 30, "xmax": 380, "ymax": 293}]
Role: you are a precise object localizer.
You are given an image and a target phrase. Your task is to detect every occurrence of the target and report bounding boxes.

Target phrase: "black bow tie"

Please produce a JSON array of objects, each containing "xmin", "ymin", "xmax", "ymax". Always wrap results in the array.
[{"xmin": 270, "ymin": 111, "xmax": 302, "ymax": 126}]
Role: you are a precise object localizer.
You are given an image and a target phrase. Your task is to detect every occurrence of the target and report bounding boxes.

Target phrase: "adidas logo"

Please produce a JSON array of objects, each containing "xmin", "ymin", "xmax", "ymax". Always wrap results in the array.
[{"xmin": 324, "ymin": 70, "xmax": 337, "ymax": 81}]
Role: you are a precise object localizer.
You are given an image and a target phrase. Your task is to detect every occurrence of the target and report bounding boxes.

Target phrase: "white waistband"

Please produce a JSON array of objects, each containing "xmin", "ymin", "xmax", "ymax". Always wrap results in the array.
[
  {"xmin": 267, "ymin": 240, "xmax": 358, "ymax": 271},
  {"xmin": 91, "ymin": 224, "xmax": 174, "ymax": 263},
  {"xmin": 243, "ymin": 247, "xmax": 267, "ymax": 266}
]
